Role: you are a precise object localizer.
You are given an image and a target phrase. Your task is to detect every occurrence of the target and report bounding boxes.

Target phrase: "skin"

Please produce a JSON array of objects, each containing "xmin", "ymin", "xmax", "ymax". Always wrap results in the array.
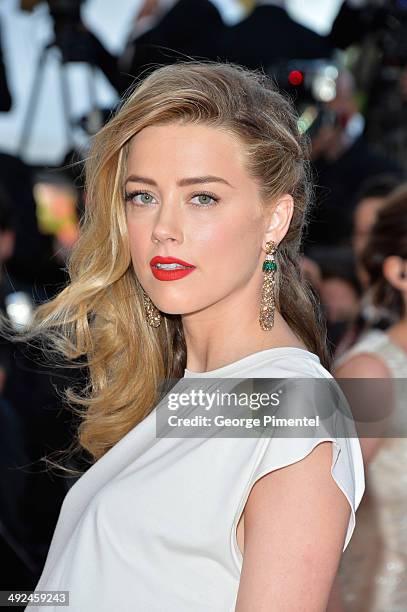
[{"xmin": 125, "ymin": 122, "xmax": 352, "ymax": 610}]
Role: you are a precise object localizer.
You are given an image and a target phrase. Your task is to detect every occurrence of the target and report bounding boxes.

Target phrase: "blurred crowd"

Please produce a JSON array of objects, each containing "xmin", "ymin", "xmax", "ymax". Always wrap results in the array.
[{"xmin": 0, "ymin": 0, "xmax": 407, "ymax": 609}]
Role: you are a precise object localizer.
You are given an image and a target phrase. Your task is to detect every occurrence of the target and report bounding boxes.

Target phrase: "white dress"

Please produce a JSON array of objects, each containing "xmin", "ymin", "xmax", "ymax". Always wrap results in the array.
[
  {"xmin": 335, "ymin": 329, "xmax": 407, "ymax": 611},
  {"xmin": 26, "ymin": 347, "xmax": 365, "ymax": 612}
]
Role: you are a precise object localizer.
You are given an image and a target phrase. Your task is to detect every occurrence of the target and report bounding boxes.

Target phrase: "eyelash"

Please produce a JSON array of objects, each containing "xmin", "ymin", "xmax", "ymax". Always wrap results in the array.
[{"xmin": 124, "ymin": 190, "xmax": 220, "ymax": 207}]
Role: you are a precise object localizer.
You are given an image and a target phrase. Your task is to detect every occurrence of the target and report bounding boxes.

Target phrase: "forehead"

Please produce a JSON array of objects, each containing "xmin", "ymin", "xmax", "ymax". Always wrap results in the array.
[{"xmin": 126, "ymin": 122, "xmax": 247, "ymax": 173}]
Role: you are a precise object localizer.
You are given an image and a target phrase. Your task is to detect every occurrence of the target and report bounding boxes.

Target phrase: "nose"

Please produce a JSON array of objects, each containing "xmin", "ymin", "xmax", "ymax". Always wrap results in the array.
[{"xmin": 151, "ymin": 198, "xmax": 183, "ymax": 245}]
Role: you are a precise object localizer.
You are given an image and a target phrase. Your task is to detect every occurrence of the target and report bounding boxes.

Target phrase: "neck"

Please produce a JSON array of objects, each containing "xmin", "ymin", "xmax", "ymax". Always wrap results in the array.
[{"xmin": 182, "ymin": 275, "xmax": 304, "ymax": 373}]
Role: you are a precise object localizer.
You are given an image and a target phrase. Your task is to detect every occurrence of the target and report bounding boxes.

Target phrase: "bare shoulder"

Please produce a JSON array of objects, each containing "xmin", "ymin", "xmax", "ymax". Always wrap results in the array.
[
  {"xmin": 235, "ymin": 441, "xmax": 350, "ymax": 611},
  {"xmin": 334, "ymin": 352, "xmax": 392, "ymax": 379},
  {"xmin": 334, "ymin": 352, "xmax": 394, "ymax": 465}
]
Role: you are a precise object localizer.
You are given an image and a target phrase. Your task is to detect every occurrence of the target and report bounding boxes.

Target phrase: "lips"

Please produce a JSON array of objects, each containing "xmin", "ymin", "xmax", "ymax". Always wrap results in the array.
[
  {"xmin": 150, "ymin": 256, "xmax": 195, "ymax": 268},
  {"xmin": 150, "ymin": 256, "xmax": 196, "ymax": 281}
]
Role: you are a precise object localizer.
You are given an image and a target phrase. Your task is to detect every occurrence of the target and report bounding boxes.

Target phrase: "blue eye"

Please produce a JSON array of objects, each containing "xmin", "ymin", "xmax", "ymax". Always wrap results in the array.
[
  {"xmin": 191, "ymin": 192, "xmax": 219, "ymax": 207},
  {"xmin": 124, "ymin": 191, "xmax": 155, "ymax": 206}
]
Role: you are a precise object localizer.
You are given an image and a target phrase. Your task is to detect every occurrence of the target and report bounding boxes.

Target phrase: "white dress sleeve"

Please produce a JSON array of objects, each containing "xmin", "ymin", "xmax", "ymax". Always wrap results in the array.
[
  {"xmin": 248, "ymin": 434, "xmax": 365, "ymax": 552},
  {"xmin": 231, "ymin": 377, "xmax": 366, "ymax": 562}
]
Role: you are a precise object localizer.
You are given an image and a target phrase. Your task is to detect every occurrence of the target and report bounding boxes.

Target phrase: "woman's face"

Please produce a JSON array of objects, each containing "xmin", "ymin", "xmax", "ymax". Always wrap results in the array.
[{"xmin": 124, "ymin": 122, "xmax": 267, "ymax": 316}]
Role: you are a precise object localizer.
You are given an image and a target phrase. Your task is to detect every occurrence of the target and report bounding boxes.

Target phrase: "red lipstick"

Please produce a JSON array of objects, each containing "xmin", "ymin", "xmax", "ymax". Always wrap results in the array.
[{"xmin": 150, "ymin": 256, "xmax": 196, "ymax": 281}]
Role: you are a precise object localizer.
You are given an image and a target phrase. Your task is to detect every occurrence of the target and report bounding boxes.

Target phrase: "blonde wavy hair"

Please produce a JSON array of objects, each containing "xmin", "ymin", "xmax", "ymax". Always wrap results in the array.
[{"xmin": 1, "ymin": 61, "xmax": 330, "ymax": 473}]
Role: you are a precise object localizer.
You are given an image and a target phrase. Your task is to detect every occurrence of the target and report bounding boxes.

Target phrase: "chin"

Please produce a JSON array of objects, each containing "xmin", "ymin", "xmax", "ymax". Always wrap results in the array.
[
  {"xmin": 149, "ymin": 299, "xmax": 186, "ymax": 315},
  {"xmin": 154, "ymin": 301, "xmax": 203, "ymax": 317}
]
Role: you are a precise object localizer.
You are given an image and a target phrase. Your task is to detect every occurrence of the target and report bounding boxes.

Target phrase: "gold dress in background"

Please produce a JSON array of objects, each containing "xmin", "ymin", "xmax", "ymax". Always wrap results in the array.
[{"xmin": 335, "ymin": 329, "xmax": 407, "ymax": 612}]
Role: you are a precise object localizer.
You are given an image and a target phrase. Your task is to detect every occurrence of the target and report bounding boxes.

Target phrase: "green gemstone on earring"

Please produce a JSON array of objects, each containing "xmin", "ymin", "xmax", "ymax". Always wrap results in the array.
[{"xmin": 262, "ymin": 261, "xmax": 277, "ymax": 272}]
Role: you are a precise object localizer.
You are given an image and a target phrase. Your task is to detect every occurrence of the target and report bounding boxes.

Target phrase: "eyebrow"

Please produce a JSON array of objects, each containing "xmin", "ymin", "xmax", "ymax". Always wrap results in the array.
[{"xmin": 125, "ymin": 175, "xmax": 235, "ymax": 188}]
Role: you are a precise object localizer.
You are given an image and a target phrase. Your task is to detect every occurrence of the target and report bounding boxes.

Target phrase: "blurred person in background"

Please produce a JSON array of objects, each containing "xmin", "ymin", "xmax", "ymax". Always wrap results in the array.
[
  {"xmin": 120, "ymin": 0, "xmax": 225, "ymax": 87},
  {"xmin": 332, "ymin": 186, "xmax": 407, "ymax": 612},
  {"xmin": 332, "ymin": 176, "xmax": 403, "ymax": 359},
  {"xmin": 217, "ymin": 0, "xmax": 389, "ymax": 72},
  {"xmin": 352, "ymin": 175, "xmax": 401, "ymax": 262},
  {"xmin": 218, "ymin": 0, "xmax": 333, "ymax": 71},
  {"xmin": 319, "ymin": 262, "xmax": 362, "ymax": 356},
  {"xmin": 305, "ymin": 69, "xmax": 402, "ymax": 251},
  {"xmin": 300, "ymin": 246, "xmax": 363, "ymax": 359},
  {"xmin": 86, "ymin": 0, "xmax": 226, "ymax": 95}
]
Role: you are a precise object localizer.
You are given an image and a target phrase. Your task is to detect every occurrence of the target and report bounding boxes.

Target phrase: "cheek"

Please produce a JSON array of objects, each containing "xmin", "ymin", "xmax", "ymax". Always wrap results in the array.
[
  {"xmin": 192, "ymin": 213, "xmax": 262, "ymax": 276},
  {"xmin": 126, "ymin": 218, "xmax": 149, "ymax": 271}
]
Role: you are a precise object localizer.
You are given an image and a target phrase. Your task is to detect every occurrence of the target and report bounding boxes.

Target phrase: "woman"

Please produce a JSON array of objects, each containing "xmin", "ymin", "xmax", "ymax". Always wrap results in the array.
[
  {"xmin": 13, "ymin": 62, "xmax": 364, "ymax": 611},
  {"xmin": 334, "ymin": 187, "xmax": 407, "ymax": 611}
]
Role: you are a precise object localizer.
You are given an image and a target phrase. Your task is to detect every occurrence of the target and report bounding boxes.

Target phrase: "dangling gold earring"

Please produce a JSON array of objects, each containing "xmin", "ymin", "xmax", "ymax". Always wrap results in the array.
[
  {"xmin": 259, "ymin": 240, "xmax": 277, "ymax": 331},
  {"xmin": 143, "ymin": 291, "xmax": 162, "ymax": 327}
]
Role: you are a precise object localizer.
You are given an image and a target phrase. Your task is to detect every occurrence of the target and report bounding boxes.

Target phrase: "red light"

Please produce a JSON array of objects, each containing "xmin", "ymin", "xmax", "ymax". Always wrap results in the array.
[{"xmin": 288, "ymin": 70, "xmax": 304, "ymax": 86}]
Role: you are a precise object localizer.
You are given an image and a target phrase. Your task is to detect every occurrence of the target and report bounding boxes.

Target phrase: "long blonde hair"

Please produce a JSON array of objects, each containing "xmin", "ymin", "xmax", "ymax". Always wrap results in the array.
[{"xmin": 1, "ymin": 61, "xmax": 329, "ymax": 472}]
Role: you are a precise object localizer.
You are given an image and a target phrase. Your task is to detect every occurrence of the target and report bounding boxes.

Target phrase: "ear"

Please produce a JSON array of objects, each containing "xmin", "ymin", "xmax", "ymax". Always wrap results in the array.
[
  {"xmin": 263, "ymin": 194, "xmax": 294, "ymax": 246},
  {"xmin": 382, "ymin": 255, "xmax": 407, "ymax": 292}
]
